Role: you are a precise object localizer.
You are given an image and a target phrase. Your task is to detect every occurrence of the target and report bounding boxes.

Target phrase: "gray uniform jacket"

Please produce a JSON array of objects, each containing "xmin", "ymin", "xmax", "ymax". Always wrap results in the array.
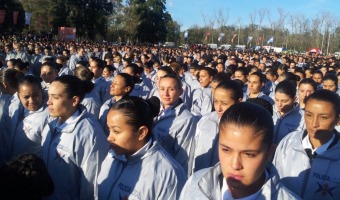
[
  {"xmin": 15, "ymin": 50, "xmax": 30, "ymax": 63},
  {"xmin": 130, "ymin": 78, "xmax": 153, "ymax": 100},
  {"xmin": 153, "ymin": 100, "xmax": 197, "ymax": 176},
  {"xmin": 93, "ymin": 77, "xmax": 111, "ymax": 105},
  {"xmin": 0, "ymin": 93, "xmax": 12, "ymax": 165},
  {"xmin": 183, "ymin": 72, "xmax": 201, "ymax": 92},
  {"xmin": 99, "ymin": 98, "xmax": 116, "ymax": 136},
  {"xmin": 180, "ymin": 163, "xmax": 300, "ymax": 200},
  {"xmin": 0, "ymin": 93, "xmax": 22, "ymax": 162},
  {"xmin": 8, "ymin": 105, "xmax": 50, "ymax": 160},
  {"xmin": 272, "ymin": 103, "xmax": 302, "ymax": 144},
  {"xmin": 58, "ymin": 65, "xmax": 73, "ymax": 76},
  {"xmin": 97, "ymin": 139, "xmax": 187, "ymax": 200},
  {"xmin": 191, "ymin": 87, "xmax": 213, "ymax": 118},
  {"xmin": 192, "ymin": 111, "xmax": 219, "ymax": 173},
  {"xmin": 41, "ymin": 107, "xmax": 109, "ymax": 200},
  {"xmin": 273, "ymin": 130, "xmax": 340, "ymax": 199},
  {"xmin": 81, "ymin": 89, "xmax": 101, "ymax": 118}
]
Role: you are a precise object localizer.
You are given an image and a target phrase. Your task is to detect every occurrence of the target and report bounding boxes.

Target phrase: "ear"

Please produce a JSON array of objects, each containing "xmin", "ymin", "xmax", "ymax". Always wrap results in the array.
[
  {"xmin": 238, "ymin": 98, "xmax": 243, "ymax": 103},
  {"xmin": 137, "ymin": 126, "xmax": 149, "ymax": 141},
  {"xmin": 72, "ymin": 96, "xmax": 80, "ymax": 107},
  {"xmin": 335, "ymin": 115, "xmax": 340, "ymax": 126},
  {"xmin": 124, "ymin": 86, "xmax": 131, "ymax": 93}
]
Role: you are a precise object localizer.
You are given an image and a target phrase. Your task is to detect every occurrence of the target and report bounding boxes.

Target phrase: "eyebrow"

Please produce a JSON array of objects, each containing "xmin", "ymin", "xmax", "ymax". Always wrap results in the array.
[
  {"xmin": 107, "ymin": 125, "xmax": 121, "ymax": 130},
  {"xmin": 219, "ymin": 143, "xmax": 260, "ymax": 153},
  {"xmin": 305, "ymin": 110, "xmax": 330, "ymax": 115},
  {"xmin": 48, "ymin": 93, "xmax": 62, "ymax": 97}
]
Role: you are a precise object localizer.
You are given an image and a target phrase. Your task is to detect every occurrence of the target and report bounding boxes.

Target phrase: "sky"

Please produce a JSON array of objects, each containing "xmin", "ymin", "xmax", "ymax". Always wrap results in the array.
[{"xmin": 166, "ymin": 0, "xmax": 340, "ymax": 31}]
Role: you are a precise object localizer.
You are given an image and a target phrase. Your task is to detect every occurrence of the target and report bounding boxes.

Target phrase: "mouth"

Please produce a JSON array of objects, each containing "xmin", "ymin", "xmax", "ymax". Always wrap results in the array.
[{"xmin": 228, "ymin": 174, "xmax": 244, "ymax": 181}]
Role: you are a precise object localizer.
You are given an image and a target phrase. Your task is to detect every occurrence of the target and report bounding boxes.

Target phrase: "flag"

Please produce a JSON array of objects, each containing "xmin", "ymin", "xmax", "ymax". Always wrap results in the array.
[
  {"xmin": 0, "ymin": 9, "xmax": 6, "ymax": 24},
  {"xmin": 257, "ymin": 36, "xmax": 262, "ymax": 45},
  {"xmin": 231, "ymin": 34, "xmax": 237, "ymax": 43},
  {"xmin": 184, "ymin": 31, "xmax": 188, "ymax": 39},
  {"xmin": 25, "ymin": 12, "xmax": 32, "ymax": 25},
  {"xmin": 218, "ymin": 33, "xmax": 225, "ymax": 42},
  {"xmin": 267, "ymin": 36, "xmax": 274, "ymax": 44},
  {"xmin": 13, "ymin": 11, "xmax": 19, "ymax": 25},
  {"xmin": 48, "ymin": 16, "xmax": 53, "ymax": 27},
  {"xmin": 247, "ymin": 36, "xmax": 253, "ymax": 44},
  {"xmin": 204, "ymin": 32, "xmax": 211, "ymax": 41},
  {"xmin": 37, "ymin": 15, "xmax": 42, "ymax": 28}
]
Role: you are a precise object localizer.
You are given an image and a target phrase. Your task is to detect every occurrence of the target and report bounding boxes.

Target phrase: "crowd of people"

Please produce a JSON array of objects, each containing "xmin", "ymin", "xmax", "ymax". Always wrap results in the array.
[{"xmin": 0, "ymin": 34, "xmax": 340, "ymax": 199}]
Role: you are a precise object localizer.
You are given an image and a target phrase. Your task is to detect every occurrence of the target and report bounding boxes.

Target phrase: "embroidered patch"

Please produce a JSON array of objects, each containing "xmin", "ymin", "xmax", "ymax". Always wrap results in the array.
[{"xmin": 315, "ymin": 182, "xmax": 336, "ymax": 197}]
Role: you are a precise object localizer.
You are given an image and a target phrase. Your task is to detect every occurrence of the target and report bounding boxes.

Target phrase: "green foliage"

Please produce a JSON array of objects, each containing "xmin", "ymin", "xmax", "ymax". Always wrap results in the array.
[
  {"xmin": 51, "ymin": 0, "xmax": 113, "ymax": 40},
  {"xmin": 124, "ymin": 0, "xmax": 177, "ymax": 44},
  {"xmin": 0, "ymin": 0, "xmax": 25, "ymax": 32}
]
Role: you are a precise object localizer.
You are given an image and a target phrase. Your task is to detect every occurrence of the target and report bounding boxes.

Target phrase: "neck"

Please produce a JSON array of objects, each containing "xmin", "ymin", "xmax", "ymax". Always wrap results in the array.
[
  {"xmin": 249, "ymin": 92, "xmax": 260, "ymax": 98},
  {"xmin": 114, "ymin": 96, "xmax": 123, "ymax": 101},
  {"xmin": 299, "ymin": 101, "xmax": 305, "ymax": 109},
  {"xmin": 59, "ymin": 108, "xmax": 77, "ymax": 125}
]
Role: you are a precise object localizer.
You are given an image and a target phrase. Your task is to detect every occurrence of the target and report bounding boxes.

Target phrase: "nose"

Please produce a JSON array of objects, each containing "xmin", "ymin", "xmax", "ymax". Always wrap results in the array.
[
  {"xmin": 277, "ymin": 101, "xmax": 282, "ymax": 108},
  {"xmin": 231, "ymin": 153, "xmax": 243, "ymax": 170},
  {"xmin": 164, "ymin": 89, "xmax": 170, "ymax": 96},
  {"xmin": 107, "ymin": 133, "xmax": 114, "ymax": 142},
  {"xmin": 216, "ymin": 102, "xmax": 222, "ymax": 112},
  {"xmin": 312, "ymin": 116, "xmax": 320, "ymax": 128},
  {"xmin": 47, "ymin": 97, "xmax": 52, "ymax": 105}
]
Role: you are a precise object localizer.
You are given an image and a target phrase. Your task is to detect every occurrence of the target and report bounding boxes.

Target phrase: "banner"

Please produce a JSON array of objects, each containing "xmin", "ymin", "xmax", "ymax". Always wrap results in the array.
[
  {"xmin": 231, "ymin": 34, "xmax": 237, "ymax": 43},
  {"xmin": 204, "ymin": 32, "xmax": 211, "ymax": 42},
  {"xmin": 58, "ymin": 27, "xmax": 77, "ymax": 41},
  {"xmin": 48, "ymin": 16, "xmax": 53, "ymax": 27},
  {"xmin": 37, "ymin": 15, "xmax": 42, "ymax": 27},
  {"xmin": 13, "ymin": 11, "xmax": 19, "ymax": 25},
  {"xmin": 25, "ymin": 12, "xmax": 32, "ymax": 25},
  {"xmin": 184, "ymin": 31, "xmax": 188, "ymax": 39},
  {"xmin": 257, "ymin": 36, "xmax": 262, "ymax": 45},
  {"xmin": 0, "ymin": 9, "xmax": 6, "ymax": 24},
  {"xmin": 267, "ymin": 36, "xmax": 274, "ymax": 44},
  {"xmin": 247, "ymin": 36, "xmax": 253, "ymax": 44}
]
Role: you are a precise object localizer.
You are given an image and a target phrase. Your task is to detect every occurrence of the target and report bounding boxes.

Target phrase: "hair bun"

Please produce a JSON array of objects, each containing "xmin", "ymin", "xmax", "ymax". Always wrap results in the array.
[{"xmin": 145, "ymin": 96, "xmax": 160, "ymax": 118}]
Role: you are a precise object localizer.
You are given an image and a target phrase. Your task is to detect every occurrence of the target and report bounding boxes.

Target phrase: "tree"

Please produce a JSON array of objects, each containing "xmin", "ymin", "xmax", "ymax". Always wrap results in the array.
[
  {"xmin": 20, "ymin": 0, "xmax": 53, "ymax": 32},
  {"xmin": 52, "ymin": 0, "xmax": 113, "ymax": 40},
  {"xmin": 128, "ymin": 0, "xmax": 169, "ymax": 43},
  {"xmin": 0, "ymin": 0, "xmax": 25, "ymax": 32}
]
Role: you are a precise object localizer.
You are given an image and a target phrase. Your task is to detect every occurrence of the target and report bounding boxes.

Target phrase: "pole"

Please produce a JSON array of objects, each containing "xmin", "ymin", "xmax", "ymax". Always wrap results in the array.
[
  {"xmin": 321, "ymin": 26, "xmax": 325, "ymax": 53},
  {"xmin": 238, "ymin": 24, "xmax": 240, "ymax": 45},
  {"xmin": 326, "ymin": 28, "xmax": 331, "ymax": 55}
]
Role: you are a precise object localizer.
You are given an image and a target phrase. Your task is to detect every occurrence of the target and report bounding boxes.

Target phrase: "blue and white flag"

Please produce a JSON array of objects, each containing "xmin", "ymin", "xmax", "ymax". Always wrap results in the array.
[
  {"xmin": 218, "ymin": 33, "xmax": 225, "ymax": 42},
  {"xmin": 247, "ymin": 36, "xmax": 253, "ymax": 44},
  {"xmin": 267, "ymin": 36, "xmax": 274, "ymax": 44},
  {"xmin": 184, "ymin": 31, "xmax": 188, "ymax": 39},
  {"xmin": 25, "ymin": 12, "xmax": 32, "ymax": 25}
]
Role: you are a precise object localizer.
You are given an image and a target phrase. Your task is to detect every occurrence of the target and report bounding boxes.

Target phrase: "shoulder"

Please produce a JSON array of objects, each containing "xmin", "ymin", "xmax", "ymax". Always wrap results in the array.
[
  {"xmin": 180, "ymin": 167, "xmax": 212, "ymax": 199},
  {"xmin": 146, "ymin": 142, "xmax": 186, "ymax": 179},
  {"xmin": 197, "ymin": 112, "xmax": 217, "ymax": 125}
]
